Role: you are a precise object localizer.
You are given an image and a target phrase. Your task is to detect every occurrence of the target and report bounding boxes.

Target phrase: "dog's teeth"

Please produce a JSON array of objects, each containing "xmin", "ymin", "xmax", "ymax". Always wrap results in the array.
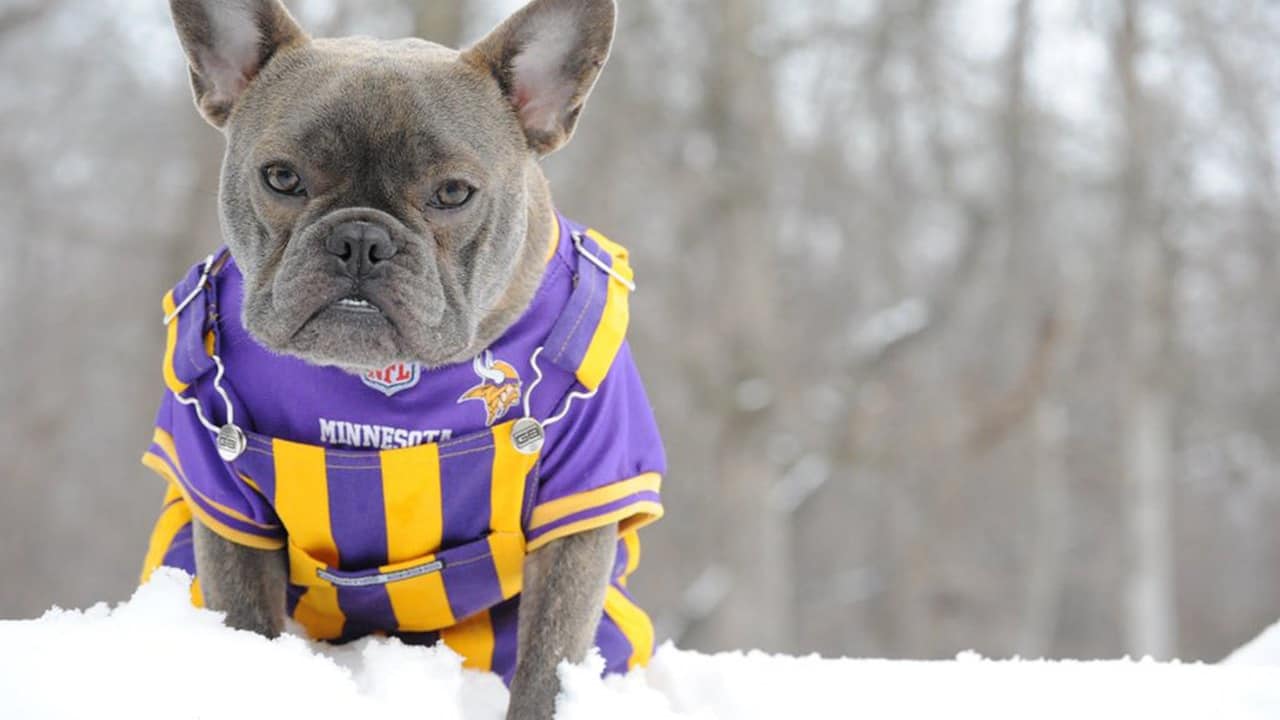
[{"xmin": 337, "ymin": 297, "xmax": 373, "ymax": 308}]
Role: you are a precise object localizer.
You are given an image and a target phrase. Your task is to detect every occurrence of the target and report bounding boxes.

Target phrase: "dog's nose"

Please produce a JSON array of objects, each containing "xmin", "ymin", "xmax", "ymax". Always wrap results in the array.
[{"xmin": 325, "ymin": 221, "xmax": 396, "ymax": 277}]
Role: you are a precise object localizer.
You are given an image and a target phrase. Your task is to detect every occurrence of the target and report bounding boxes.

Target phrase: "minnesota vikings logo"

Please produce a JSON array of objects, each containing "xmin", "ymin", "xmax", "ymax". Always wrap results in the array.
[{"xmin": 458, "ymin": 350, "xmax": 522, "ymax": 426}]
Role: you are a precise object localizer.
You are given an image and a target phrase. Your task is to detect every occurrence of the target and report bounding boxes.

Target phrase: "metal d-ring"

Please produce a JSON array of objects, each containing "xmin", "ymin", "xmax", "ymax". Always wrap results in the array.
[
  {"xmin": 572, "ymin": 231, "xmax": 636, "ymax": 292},
  {"xmin": 162, "ymin": 253, "xmax": 216, "ymax": 326}
]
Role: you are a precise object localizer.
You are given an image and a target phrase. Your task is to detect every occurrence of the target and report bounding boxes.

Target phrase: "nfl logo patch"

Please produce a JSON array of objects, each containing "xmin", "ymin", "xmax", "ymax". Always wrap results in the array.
[{"xmin": 361, "ymin": 362, "xmax": 421, "ymax": 397}]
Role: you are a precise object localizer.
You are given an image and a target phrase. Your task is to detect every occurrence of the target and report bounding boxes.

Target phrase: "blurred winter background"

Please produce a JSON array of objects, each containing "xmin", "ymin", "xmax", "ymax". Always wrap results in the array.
[{"xmin": 1, "ymin": 0, "xmax": 1279, "ymax": 665}]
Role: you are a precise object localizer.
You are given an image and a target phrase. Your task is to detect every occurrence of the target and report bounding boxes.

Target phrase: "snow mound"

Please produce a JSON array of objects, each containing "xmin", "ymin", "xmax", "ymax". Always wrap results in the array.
[
  {"xmin": 1224, "ymin": 619, "xmax": 1280, "ymax": 667},
  {"xmin": 2, "ymin": 570, "xmax": 1279, "ymax": 720}
]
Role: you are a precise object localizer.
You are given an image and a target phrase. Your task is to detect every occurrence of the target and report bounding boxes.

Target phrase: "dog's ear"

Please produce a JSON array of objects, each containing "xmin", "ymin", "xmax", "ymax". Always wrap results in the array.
[
  {"xmin": 463, "ymin": 0, "xmax": 616, "ymax": 156},
  {"xmin": 169, "ymin": 0, "xmax": 308, "ymax": 128}
]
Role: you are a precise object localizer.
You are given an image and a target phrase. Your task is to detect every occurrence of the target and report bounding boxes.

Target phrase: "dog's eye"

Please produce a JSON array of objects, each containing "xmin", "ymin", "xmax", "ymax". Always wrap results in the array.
[
  {"xmin": 263, "ymin": 164, "xmax": 305, "ymax": 196},
  {"xmin": 430, "ymin": 180, "xmax": 475, "ymax": 209}
]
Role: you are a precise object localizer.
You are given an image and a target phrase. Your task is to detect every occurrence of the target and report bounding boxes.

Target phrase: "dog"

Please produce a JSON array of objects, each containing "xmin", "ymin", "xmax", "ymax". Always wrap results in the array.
[{"xmin": 136, "ymin": 2, "xmax": 667, "ymax": 718}]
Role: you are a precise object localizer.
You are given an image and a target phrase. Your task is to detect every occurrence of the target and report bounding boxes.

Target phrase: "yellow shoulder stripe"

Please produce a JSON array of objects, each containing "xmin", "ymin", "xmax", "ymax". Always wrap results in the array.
[
  {"xmin": 161, "ymin": 291, "xmax": 189, "ymax": 395},
  {"xmin": 575, "ymin": 228, "xmax": 633, "ymax": 391}
]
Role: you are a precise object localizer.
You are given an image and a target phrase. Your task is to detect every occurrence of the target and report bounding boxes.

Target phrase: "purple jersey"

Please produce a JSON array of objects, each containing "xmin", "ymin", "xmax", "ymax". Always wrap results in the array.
[{"xmin": 139, "ymin": 214, "xmax": 665, "ymax": 682}]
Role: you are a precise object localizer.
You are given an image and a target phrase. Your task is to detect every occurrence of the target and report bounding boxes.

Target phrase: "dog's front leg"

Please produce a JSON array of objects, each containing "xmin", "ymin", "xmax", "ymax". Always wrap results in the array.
[
  {"xmin": 507, "ymin": 523, "xmax": 617, "ymax": 720},
  {"xmin": 192, "ymin": 518, "xmax": 289, "ymax": 637}
]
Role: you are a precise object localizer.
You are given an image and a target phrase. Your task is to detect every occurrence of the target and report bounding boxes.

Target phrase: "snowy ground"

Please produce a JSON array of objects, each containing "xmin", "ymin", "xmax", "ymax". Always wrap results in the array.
[{"xmin": 2, "ymin": 570, "xmax": 1278, "ymax": 720}]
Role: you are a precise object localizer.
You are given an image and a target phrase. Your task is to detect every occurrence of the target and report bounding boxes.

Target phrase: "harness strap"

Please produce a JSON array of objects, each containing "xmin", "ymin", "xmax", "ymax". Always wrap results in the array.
[
  {"xmin": 161, "ymin": 249, "xmax": 229, "ymax": 394},
  {"xmin": 541, "ymin": 229, "xmax": 635, "ymax": 391}
]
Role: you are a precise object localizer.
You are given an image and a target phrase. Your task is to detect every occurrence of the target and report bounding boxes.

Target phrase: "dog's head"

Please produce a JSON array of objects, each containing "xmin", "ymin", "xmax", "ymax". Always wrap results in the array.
[{"xmin": 168, "ymin": 0, "xmax": 615, "ymax": 370}]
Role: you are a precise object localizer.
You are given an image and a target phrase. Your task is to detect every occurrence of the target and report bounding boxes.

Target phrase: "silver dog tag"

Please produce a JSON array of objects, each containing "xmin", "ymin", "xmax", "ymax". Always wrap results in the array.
[
  {"xmin": 216, "ymin": 424, "xmax": 247, "ymax": 462},
  {"xmin": 511, "ymin": 417, "xmax": 545, "ymax": 455}
]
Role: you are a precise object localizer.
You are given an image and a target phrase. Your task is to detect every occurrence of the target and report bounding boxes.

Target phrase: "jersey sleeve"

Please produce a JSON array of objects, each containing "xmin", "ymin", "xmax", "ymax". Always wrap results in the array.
[
  {"xmin": 525, "ymin": 343, "xmax": 666, "ymax": 551},
  {"xmin": 142, "ymin": 392, "xmax": 285, "ymax": 550}
]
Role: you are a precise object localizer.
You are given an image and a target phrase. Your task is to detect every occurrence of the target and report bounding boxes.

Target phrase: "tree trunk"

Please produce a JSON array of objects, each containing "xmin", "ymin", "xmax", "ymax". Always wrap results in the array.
[
  {"xmin": 699, "ymin": 0, "xmax": 792, "ymax": 653},
  {"xmin": 1115, "ymin": 0, "xmax": 1177, "ymax": 660}
]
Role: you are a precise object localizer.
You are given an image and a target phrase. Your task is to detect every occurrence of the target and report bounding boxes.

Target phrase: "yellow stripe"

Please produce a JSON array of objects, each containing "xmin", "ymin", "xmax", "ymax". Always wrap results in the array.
[
  {"xmin": 604, "ymin": 585, "xmax": 654, "ymax": 669},
  {"xmin": 542, "ymin": 210, "xmax": 560, "ymax": 264},
  {"xmin": 576, "ymin": 229, "xmax": 633, "ymax": 389},
  {"xmin": 273, "ymin": 439, "xmax": 346, "ymax": 639},
  {"xmin": 488, "ymin": 532, "xmax": 526, "ymax": 600},
  {"xmin": 190, "ymin": 577, "xmax": 205, "ymax": 608},
  {"xmin": 150, "ymin": 428, "xmax": 189, "ymax": 477},
  {"xmin": 525, "ymin": 501, "xmax": 664, "ymax": 553},
  {"xmin": 489, "ymin": 423, "xmax": 532, "ymax": 598},
  {"xmin": 490, "ymin": 423, "xmax": 534, "ymax": 534},
  {"xmin": 162, "ymin": 481, "xmax": 183, "ymax": 505},
  {"xmin": 147, "ymin": 483, "xmax": 199, "ymax": 604},
  {"xmin": 381, "ymin": 564, "xmax": 455, "ymax": 630},
  {"xmin": 293, "ymin": 586, "xmax": 345, "ymax": 640},
  {"xmin": 440, "ymin": 610, "xmax": 495, "ymax": 670},
  {"xmin": 161, "ymin": 290, "xmax": 189, "ymax": 394},
  {"xmin": 622, "ymin": 531, "xmax": 641, "ymax": 580},
  {"xmin": 148, "ymin": 431, "xmax": 279, "ymax": 530},
  {"xmin": 140, "ymin": 483, "xmax": 193, "ymax": 584},
  {"xmin": 272, "ymin": 439, "xmax": 339, "ymax": 565},
  {"xmin": 238, "ymin": 473, "xmax": 263, "ymax": 494},
  {"xmin": 529, "ymin": 473, "xmax": 661, "ymax": 529},
  {"xmin": 142, "ymin": 452, "xmax": 284, "ymax": 551},
  {"xmin": 380, "ymin": 443, "xmax": 443, "ymax": 562},
  {"xmin": 380, "ymin": 443, "xmax": 456, "ymax": 630},
  {"xmin": 587, "ymin": 228, "xmax": 631, "ymax": 264}
]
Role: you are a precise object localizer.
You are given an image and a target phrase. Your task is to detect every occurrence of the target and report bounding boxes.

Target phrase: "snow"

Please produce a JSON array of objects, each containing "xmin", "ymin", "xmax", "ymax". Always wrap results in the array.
[
  {"xmin": 1224, "ymin": 619, "xmax": 1280, "ymax": 667},
  {"xmin": 2, "ymin": 570, "xmax": 1279, "ymax": 720}
]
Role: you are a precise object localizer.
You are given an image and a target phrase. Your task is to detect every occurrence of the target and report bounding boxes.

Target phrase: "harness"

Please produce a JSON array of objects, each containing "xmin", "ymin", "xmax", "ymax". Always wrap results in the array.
[{"xmin": 153, "ymin": 227, "xmax": 637, "ymax": 640}]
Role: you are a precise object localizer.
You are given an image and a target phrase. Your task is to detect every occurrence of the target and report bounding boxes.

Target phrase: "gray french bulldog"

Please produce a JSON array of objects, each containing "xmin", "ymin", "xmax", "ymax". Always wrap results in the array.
[{"xmin": 166, "ymin": 0, "xmax": 621, "ymax": 717}]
